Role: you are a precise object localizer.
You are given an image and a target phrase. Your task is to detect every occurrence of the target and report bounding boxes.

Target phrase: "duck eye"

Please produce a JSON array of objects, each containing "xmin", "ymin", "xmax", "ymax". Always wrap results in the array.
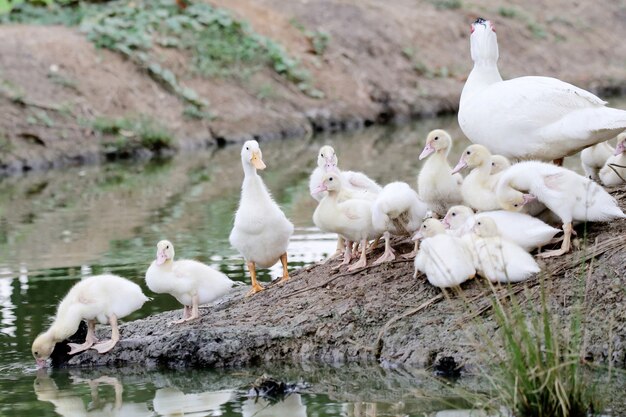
[
  {"xmin": 329, "ymin": 177, "xmax": 333, "ymax": 181},
  {"xmin": 514, "ymin": 204, "xmax": 519, "ymax": 207},
  {"xmin": 434, "ymin": 136, "xmax": 439, "ymax": 141},
  {"xmin": 34, "ymin": 351, "xmax": 38, "ymax": 355},
  {"xmin": 452, "ymin": 213, "xmax": 456, "ymax": 216},
  {"xmin": 320, "ymin": 153, "xmax": 324, "ymax": 157},
  {"xmin": 245, "ymin": 146, "xmax": 249, "ymax": 150},
  {"xmin": 466, "ymin": 151, "xmax": 471, "ymax": 155},
  {"xmin": 477, "ymin": 221, "xmax": 481, "ymax": 226}
]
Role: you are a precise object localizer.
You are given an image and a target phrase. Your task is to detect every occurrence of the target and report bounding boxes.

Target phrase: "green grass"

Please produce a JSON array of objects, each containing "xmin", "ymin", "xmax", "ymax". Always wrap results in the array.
[
  {"xmin": 480, "ymin": 282, "xmax": 600, "ymax": 417},
  {"xmin": 498, "ymin": 7, "xmax": 519, "ymax": 19},
  {"xmin": 92, "ymin": 115, "xmax": 173, "ymax": 155},
  {"xmin": 428, "ymin": 0, "xmax": 462, "ymax": 10},
  {"xmin": 0, "ymin": 132, "xmax": 12, "ymax": 153}
]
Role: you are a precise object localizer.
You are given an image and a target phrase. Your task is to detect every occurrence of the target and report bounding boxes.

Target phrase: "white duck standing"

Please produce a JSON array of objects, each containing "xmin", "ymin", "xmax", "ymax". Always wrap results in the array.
[
  {"xmin": 31, "ymin": 274, "xmax": 149, "ymax": 368},
  {"xmin": 442, "ymin": 205, "xmax": 559, "ymax": 252},
  {"xmin": 229, "ymin": 140, "xmax": 294, "ymax": 296},
  {"xmin": 371, "ymin": 181, "xmax": 428, "ymax": 263},
  {"xmin": 497, "ymin": 161, "xmax": 625, "ymax": 257},
  {"xmin": 452, "ymin": 144, "xmax": 502, "ymax": 212},
  {"xmin": 599, "ymin": 132, "xmax": 626, "ymax": 186},
  {"xmin": 413, "ymin": 218, "xmax": 475, "ymax": 288},
  {"xmin": 581, "ymin": 141, "xmax": 615, "ymax": 181},
  {"xmin": 145, "ymin": 240, "xmax": 235, "ymax": 324},
  {"xmin": 417, "ymin": 129, "xmax": 463, "ymax": 216},
  {"xmin": 469, "ymin": 217, "xmax": 540, "ymax": 283},
  {"xmin": 459, "ymin": 18, "xmax": 626, "ymax": 162},
  {"xmin": 313, "ymin": 172, "xmax": 378, "ymax": 271},
  {"xmin": 309, "ymin": 145, "xmax": 381, "ymax": 202}
]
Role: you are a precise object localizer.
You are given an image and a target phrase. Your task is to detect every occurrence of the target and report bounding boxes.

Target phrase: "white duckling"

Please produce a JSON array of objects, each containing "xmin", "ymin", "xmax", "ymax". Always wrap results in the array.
[
  {"xmin": 145, "ymin": 240, "xmax": 235, "ymax": 324},
  {"xmin": 599, "ymin": 132, "xmax": 626, "ymax": 186},
  {"xmin": 371, "ymin": 181, "xmax": 428, "ymax": 263},
  {"xmin": 459, "ymin": 18, "xmax": 626, "ymax": 162},
  {"xmin": 417, "ymin": 129, "xmax": 463, "ymax": 216},
  {"xmin": 442, "ymin": 205, "xmax": 559, "ymax": 251},
  {"xmin": 452, "ymin": 144, "xmax": 502, "ymax": 212},
  {"xmin": 31, "ymin": 274, "xmax": 149, "ymax": 367},
  {"xmin": 469, "ymin": 217, "xmax": 540, "ymax": 283},
  {"xmin": 309, "ymin": 145, "xmax": 381, "ymax": 202},
  {"xmin": 497, "ymin": 161, "xmax": 625, "ymax": 257},
  {"xmin": 413, "ymin": 218, "xmax": 475, "ymax": 288},
  {"xmin": 581, "ymin": 141, "xmax": 615, "ymax": 181},
  {"xmin": 229, "ymin": 140, "xmax": 294, "ymax": 296},
  {"xmin": 490, "ymin": 155, "xmax": 511, "ymax": 175},
  {"xmin": 313, "ymin": 172, "xmax": 378, "ymax": 271}
]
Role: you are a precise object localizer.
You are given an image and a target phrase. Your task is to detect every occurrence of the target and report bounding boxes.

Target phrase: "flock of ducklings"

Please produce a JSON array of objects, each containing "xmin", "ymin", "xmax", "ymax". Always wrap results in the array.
[{"xmin": 31, "ymin": 17, "xmax": 626, "ymax": 367}]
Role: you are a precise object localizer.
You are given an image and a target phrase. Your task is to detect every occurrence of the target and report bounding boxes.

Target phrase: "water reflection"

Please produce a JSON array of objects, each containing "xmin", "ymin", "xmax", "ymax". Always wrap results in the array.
[
  {"xmin": 153, "ymin": 387, "xmax": 233, "ymax": 416},
  {"xmin": 242, "ymin": 394, "xmax": 307, "ymax": 417}
]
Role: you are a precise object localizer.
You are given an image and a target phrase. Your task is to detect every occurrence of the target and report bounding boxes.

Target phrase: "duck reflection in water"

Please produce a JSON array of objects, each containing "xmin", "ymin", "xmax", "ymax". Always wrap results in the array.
[
  {"xmin": 34, "ymin": 372, "xmax": 151, "ymax": 417},
  {"xmin": 242, "ymin": 393, "xmax": 307, "ymax": 417},
  {"xmin": 152, "ymin": 387, "xmax": 233, "ymax": 416}
]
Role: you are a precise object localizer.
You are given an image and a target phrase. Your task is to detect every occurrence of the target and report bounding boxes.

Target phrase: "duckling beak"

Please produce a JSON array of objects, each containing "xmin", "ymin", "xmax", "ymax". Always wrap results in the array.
[
  {"xmin": 451, "ymin": 158, "xmax": 467, "ymax": 174},
  {"xmin": 250, "ymin": 151, "xmax": 266, "ymax": 170},
  {"xmin": 522, "ymin": 193, "xmax": 537, "ymax": 205},
  {"xmin": 419, "ymin": 142, "xmax": 435, "ymax": 160},
  {"xmin": 36, "ymin": 358, "xmax": 47, "ymax": 369},
  {"xmin": 156, "ymin": 250, "xmax": 167, "ymax": 266},
  {"xmin": 441, "ymin": 217, "xmax": 450, "ymax": 229},
  {"xmin": 614, "ymin": 142, "xmax": 625, "ymax": 156},
  {"xmin": 312, "ymin": 184, "xmax": 328, "ymax": 194},
  {"xmin": 412, "ymin": 231, "xmax": 423, "ymax": 241}
]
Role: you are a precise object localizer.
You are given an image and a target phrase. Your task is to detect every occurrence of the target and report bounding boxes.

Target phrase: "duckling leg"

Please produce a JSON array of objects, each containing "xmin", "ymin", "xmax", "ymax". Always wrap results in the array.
[
  {"xmin": 67, "ymin": 320, "xmax": 99, "ymax": 355},
  {"xmin": 537, "ymin": 222, "xmax": 572, "ymax": 258},
  {"xmin": 333, "ymin": 236, "xmax": 345, "ymax": 258},
  {"xmin": 348, "ymin": 239, "xmax": 368, "ymax": 271},
  {"xmin": 401, "ymin": 241, "xmax": 420, "ymax": 259},
  {"xmin": 246, "ymin": 261, "xmax": 265, "ymax": 297},
  {"xmin": 373, "ymin": 232, "xmax": 396, "ymax": 264},
  {"xmin": 277, "ymin": 253, "xmax": 290, "ymax": 283},
  {"xmin": 91, "ymin": 314, "xmax": 119, "ymax": 354},
  {"xmin": 171, "ymin": 297, "xmax": 200, "ymax": 324}
]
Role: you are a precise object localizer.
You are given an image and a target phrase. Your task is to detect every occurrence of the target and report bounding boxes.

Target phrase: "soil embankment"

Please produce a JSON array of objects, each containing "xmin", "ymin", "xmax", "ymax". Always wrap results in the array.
[
  {"xmin": 66, "ymin": 186, "xmax": 626, "ymax": 370},
  {"xmin": 2, "ymin": 0, "xmax": 626, "ymax": 174}
]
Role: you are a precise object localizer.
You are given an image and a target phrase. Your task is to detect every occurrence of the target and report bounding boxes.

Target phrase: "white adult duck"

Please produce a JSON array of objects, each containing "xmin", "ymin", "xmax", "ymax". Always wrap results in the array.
[
  {"xmin": 31, "ymin": 274, "xmax": 149, "ymax": 367},
  {"xmin": 313, "ymin": 172, "xmax": 378, "ymax": 271},
  {"xmin": 497, "ymin": 161, "xmax": 625, "ymax": 257},
  {"xmin": 309, "ymin": 145, "xmax": 381, "ymax": 202},
  {"xmin": 599, "ymin": 132, "xmax": 626, "ymax": 186},
  {"xmin": 417, "ymin": 129, "xmax": 463, "ymax": 216},
  {"xmin": 371, "ymin": 181, "xmax": 428, "ymax": 263},
  {"xmin": 442, "ymin": 205, "xmax": 559, "ymax": 251},
  {"xmin": 469, "ymin": 217, "xmax": 540, "ymax": 283},
  {"xmin": 229, "ymin": 140, "xmax": 294, "ymax": 296},
  {"xmin": 581, "ymin": 141, "xmax": 615, "ymax": 181},
  {"xmin": 145, "ymin": 240, "xmax": 235, "ymax": 324},
  {"xmin": 459, "ymin": 18, "xmax": 626, "ymax": 162},
  {"xmin": 452, "ymin": 144, "xmax": 502, "ymax": 211},
  {"xmin": 413, "ymin": 218, "xmax": 475, "ymax": 288}
]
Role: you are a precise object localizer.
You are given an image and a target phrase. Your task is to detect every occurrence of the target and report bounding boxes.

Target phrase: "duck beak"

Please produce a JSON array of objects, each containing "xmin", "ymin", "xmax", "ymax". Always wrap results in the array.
[
  {"xmin": 312, "ymin": 184, "xmax": 328, "ymax": 194},
  {"xmin": 614, "ymin": 142, "xmax": 625, "ymax": 156},
  {"xmin": 441, "ymin": 217, "xmax": 450, "ymax": 229},
  {"xmin": 451, "ymin": 158, "xmax": 467, "ymax": 174},
  {"xmin": 251, "ymin": 151, "xmax": 266, "ymax": 170},
  {"xmin": 156, "ymin": 250, "xmax": 167, "ymax": 265},
  {"xmin": 412, "ymin": 231, "xmax": 423, "ymax": 241},
  {"xmin": 36, "ymin": 358, "xmax": 47, "ymax": 369},
  {"xmin": 522, "ymin": 193, "xmax": 537, "ymax": 205},
  {"xmin": 419, "ymin": 143, "xmax": 435, "ymax": 160}
]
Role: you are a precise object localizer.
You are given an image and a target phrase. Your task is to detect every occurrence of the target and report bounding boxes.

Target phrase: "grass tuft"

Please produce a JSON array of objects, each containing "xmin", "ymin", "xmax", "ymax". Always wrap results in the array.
[{"xmin": 92, "ymin": 115, "xmax": 173, "ymax": 156}]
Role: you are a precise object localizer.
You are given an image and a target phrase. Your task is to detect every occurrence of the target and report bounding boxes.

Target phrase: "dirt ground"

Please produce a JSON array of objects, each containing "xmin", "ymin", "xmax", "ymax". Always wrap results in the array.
[
  {"xmin": 64, "ymin": 186, "xmax": 626, "ymax": 371},
  {"xmin": 2, "ymin": 0, "xmax": 626, "ymax": 174}
]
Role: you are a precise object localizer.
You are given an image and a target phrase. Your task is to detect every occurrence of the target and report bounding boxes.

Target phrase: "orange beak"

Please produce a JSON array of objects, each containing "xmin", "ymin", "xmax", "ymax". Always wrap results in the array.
[{"xmin": 251, "ymin": 151, "xmax": 266, "ymax": 170}]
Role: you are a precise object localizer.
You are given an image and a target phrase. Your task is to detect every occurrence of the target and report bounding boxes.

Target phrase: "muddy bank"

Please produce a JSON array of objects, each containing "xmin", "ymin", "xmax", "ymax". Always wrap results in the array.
[
  {"xmin": 64, "ymin": 186, "xmax": 626, "ymax": 370},
  {"xmin": 2, "ymin": 0, "xmax": 626, "ymax": 175}
]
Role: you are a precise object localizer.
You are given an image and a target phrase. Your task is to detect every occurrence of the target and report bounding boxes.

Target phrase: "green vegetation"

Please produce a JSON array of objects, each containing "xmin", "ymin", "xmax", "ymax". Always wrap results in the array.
[
  {"xmin": 498, "ymin": 7, "xmax": 518, "ymax": 19},
  {"xmin": 290, "ymin": 19, "xmax": 331, "ymax": 56},
  {"xmin": 92, "ymin": 115, "xmax": 173, "ymax": 155},
  {"xmin": 0, "ymin": 132, "xmax": 12, "ymax": 153},
  {"xmin": 428, "ymin": 0, "xmax": 462, "ymax": 10},
  {"xmin": 479, "ymin": 282, "xmax": 600, "ymax": 417},
  {"xmin": 494, "ymin": 6, "xmax": 548, "ymax": 39}
]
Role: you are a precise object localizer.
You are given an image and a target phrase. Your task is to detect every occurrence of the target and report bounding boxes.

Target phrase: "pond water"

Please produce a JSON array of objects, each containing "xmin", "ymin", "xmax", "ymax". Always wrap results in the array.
[{"xmin": 1, "ymin": 104, "xmax": 625, "ymax": 416}]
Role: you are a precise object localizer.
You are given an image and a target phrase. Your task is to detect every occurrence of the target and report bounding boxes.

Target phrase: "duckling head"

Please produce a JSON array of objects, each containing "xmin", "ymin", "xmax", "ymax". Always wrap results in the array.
[
  {"xmin": 472, "ymin": 216, "xmax": 499, "ymax": 238},
  {"xmin": 241, "ymin": 140, "xmax": 266, "ymax": 170},
  {"xmin": 470, "ymin": 18, "xmax": 498, "ymax": 64},
  {"xmin": 156, "ymin": 240, "xmax": 175, "ymax": 265},
  {"xmin": 452, "ymin": 144, "xmax": 491, "ymax": 174},
  {"xmin": 419, "ymin": 129, "xmax": 452, "ymax": 160},
  {"xmin": 442, "ymin": 205, "xmax": 474, "ymax": 230},
  {"xmin": 317, "ymin": 145, "xmax": 338, "ymax": 171},
  {"xmin": 412, "ymin": 218, "xmax": 446, "ymax": 241},
  {"xmin": 32, "ymin": 332, "xmax": 55, "ymax": 368},
  {"xmin": 498, "ymin": 185, "xmax": 536, "ymax": 212},
  {"xmin": 312, "ymin": 172, "xmax": 342, "ymax": 195},
  {"xmin": 490, "ymin": 154, "xmax": 511, "ymax": 174},
  {"xmin": 614, "ymin": 132, "xmax": 626, "ymax": 156}
]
